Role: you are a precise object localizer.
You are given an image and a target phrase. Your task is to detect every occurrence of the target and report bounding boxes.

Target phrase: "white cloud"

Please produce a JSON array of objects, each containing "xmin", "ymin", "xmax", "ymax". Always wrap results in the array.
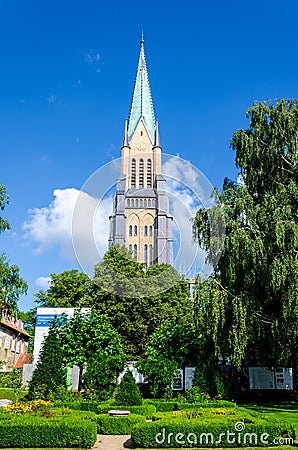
[
  {"xmin": 162, "ymin": 155, "xmax": 218, "ymax": 276},
  {"xmin": 23, "ymin": 188, "xmax": 113, "ymax": 273},
  {"xmin": 47, "ymin": 94, "xmax": 57, "ymax": 104},
  {"xmin": 35, "ymin": 276, "xmax": 52, "ymax": 289},
  {"xmin": 84, "ymin": 49, "xmax": 101, "ymax": 73}
]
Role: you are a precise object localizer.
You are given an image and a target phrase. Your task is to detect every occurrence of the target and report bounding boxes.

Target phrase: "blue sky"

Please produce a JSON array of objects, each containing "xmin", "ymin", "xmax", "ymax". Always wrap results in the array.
[{"xmin": 1, "ymin": 0, "xmax": 298, "ymax": 311}]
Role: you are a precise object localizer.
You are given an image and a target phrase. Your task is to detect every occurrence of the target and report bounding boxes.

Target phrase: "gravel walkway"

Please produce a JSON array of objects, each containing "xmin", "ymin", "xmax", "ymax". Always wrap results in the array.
[{"xmin": 92, "ymin": 434, "xmax": 133, "ymax": 450}]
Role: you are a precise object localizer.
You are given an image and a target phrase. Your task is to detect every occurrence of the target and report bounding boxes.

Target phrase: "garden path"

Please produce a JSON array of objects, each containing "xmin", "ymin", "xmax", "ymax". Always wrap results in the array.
[{"xmin": 93, "ymin": 434, "xmax": 133, "ymax": 450}]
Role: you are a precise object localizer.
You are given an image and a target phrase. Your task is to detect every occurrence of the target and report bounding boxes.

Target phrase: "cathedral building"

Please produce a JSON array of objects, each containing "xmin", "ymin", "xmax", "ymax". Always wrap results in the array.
[{"xmin": 108, "ymin": 38, "xmax": 173, "ymax": 266}]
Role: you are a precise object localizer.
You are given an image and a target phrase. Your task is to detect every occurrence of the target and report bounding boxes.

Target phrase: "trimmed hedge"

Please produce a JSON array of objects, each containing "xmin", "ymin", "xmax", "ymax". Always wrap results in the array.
[
  {"xmin": 131, "ymin": 418, "xmax": 295, "ymax": 448},
  {"xmin": 144, "ymin": 399, "xmax": 237, "ymax": 412},
  {"xmin": 97, "ymin": 403, "xmax": 156, "ymax": 418},
  {"xmin": 96, "ymin": 413, "xmax": 146, "ymax": 434},
  {"xmin": 55, "ymin": 400, "xmax": 100, "ymax": 413},
  {"xmin": 145, "ymin": 401, "xmax": 178, "ymax": 412},
  {"xmin": 0, "ymin": 415, "xmax": 97, "ymax": 448}
]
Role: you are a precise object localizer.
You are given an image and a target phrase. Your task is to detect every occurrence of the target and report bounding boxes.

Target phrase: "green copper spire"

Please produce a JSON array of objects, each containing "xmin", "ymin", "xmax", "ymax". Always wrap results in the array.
[{"xmin": 127, "ymin": 38, "xmax": 156, "ymax": 143}]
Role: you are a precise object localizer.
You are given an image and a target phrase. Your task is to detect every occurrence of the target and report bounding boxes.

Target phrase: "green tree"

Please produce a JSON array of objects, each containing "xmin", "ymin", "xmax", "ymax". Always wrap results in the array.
[
  {"xmin": 137, "ymin": 320, "xmax": 200, "ymax": 397},
  {"xmin": 0, "ymin": 184, "xmax": 27, "ymax": 314},
  {"xmin": 18, "ymin": 308, "xmax": 36, "ymax": 353},
  {"xmin": 88, "ymin": 244, "xmax": 192, "ymax": 359},
  {"xmin": 34, "ymin": 269, "xmax": 93, "ymax": 307},
  {"xmin": 28, "ymin": 326, "xmax": 66, "ymax": 400},
  {"xmin": 55, "ymin": 309, "xmax": 126, "ymax": 399},
  {"xmin": 115, "ymin": 370, "xmax": 142, "ymax": 406},
  {"xmin": 0, "ymin": 184, "xmax": 10, "ymax": 234},
  {"xmin": 0, "ymin": 254, "xmax": 28, "ymax": 313},
  {"xmin": 193, "ymin": 100, "xmax": 298, "ymax": 389}
]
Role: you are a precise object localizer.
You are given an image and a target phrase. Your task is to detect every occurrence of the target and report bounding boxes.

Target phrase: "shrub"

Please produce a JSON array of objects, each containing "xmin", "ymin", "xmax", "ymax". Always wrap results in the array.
[
  {"xmin": 96, "ymin": 413, "xmax": 146, "ymax": 434},
  {"xmin": 0, "ymin": 415, "xmax": 97, "ymax": 448},
  {"xmin": 4, "ymin": 400, "xmax": 53, "ymax": 415},
  {"xmin": 115, "ymin": 370, "xmax": 142, "ymax": 406},
  {"xmin": 145, "ymin": 400, "xmax": 178, "ymax": 412},
  {"xmin": 28, "ymin": 327, "xmax": 66, "ymax": 400},
  {"xmin": 55, "ymin": 400, "xmax": 100, "ymax": 413},
  {"xmin": 177, "ymin": 386, "xmax": 210, "ymax": 404},
  {"xmin": 131, "ymin": 418, "xmax": 295, "ymax": 448},
  {"xmin": 0, "ymin": 368, "xmax": 23, "ymax": 389}
]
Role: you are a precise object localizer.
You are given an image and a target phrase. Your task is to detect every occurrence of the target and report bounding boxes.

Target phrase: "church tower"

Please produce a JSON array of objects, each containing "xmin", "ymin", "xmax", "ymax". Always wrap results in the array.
[{"xmin": 108, "ymin": 37, "xmax": 173, "ymax": 266}]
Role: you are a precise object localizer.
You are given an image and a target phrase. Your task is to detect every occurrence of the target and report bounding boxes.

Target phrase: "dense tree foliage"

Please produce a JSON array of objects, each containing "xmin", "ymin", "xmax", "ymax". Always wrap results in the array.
[
  {"xmin": 28, "ymin": 326, "xmax": 66, "ymax": 400},
  {"xmin": 54, "ymin": 309, "xmax": 126, "ymax": 398},
  {"xmin": 0, "ymin": 255, "xmax": 28, "ymax": 313},
  {"xmin": 34, "ymin": 270, "xmax": 93, "ymax": 307},
  {"xmin": 0, "ymin": 185, "xmax": 10, "ymax": 234},
  {"xmin": 137, "ymin": 319, "xmax": 200, "ymax": 397},
  {"xmin": 87, "ymin": 244, "xmax": 192, "ymax": 359},
  {"xmin": 0, "ymin": 185, "xmax": 27, "ymax": 314},
  {"xmin": 193, "ymin": 100, "xmax": 298, "ymax": 389}
]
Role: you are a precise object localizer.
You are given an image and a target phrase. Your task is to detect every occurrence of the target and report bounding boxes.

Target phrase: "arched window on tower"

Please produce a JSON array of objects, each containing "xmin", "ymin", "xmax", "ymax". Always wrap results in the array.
[
  {"xmin": 134, "ymin": 244, "xmax": 137, "ymax": 259},
  {"xmin": 134, "ymin": 225, "xmax": 138, "ymax": 236},
  {"xmin": 127, "ymin": 199, "xmax": 130, "ymax": 207},
  {"xmin": 129, "ymin": 244, "xmax": 132, "ymax": 252},
  {"xmin": 144, "ymin": 244, "xmax": 148, "ymax": 267},
  {"xmin": 149, "ymin": 225, "xmax": 153, "ymax": 236},
  {"xmin": 139, "ymin": 159, "xmax": 144, "ymax": 188},
  {"xmin": 144, "ymin": 225, "xmax": 148, "ymax": 236},
  {"xmin": 131, "ymin": 159, "xmax": 136, "ymax": 188},
  {"xmin": 129, "ymin": 225, "xmax": 132, "ymax": 236},
  {"xmin": 149, "ymin": 245, "xmax": 153, "ymax": 266},
  {"xmin": 147, "ymin": 159, "xmax": 152, "ymax": 187}
]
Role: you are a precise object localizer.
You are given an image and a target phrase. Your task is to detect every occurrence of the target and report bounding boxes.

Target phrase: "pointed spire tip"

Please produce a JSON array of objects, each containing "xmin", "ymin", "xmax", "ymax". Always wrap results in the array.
[{"xmin": 140, "ymin": 30, "xmax": 144, "ymax": 44}]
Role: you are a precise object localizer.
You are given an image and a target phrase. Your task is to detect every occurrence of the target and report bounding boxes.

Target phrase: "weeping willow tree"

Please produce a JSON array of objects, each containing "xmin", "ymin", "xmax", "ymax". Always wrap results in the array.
[{"xmin": 193, "ymin": 100, "xmax": 298, "ymax": 391}]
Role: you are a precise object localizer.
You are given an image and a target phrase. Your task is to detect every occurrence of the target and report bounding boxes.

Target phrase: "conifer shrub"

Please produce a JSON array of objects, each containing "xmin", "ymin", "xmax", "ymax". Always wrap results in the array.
[
  {"xmin": 28, "ymin": 327, "xmax": 66, "ymax": 400},
  {"xmin": 114, "ymin": 370, "xmax": 142, "ymax": 406}
]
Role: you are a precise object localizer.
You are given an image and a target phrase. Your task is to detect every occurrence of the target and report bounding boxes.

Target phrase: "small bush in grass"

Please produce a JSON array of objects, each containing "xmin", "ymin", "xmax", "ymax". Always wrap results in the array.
[
  {"xmin": 96, "ymin": 413, "xmax": 146, "ymax": 434},
  {"xmin": 115, "ymin": 370, "xmax": 142, "ymax": 406}
]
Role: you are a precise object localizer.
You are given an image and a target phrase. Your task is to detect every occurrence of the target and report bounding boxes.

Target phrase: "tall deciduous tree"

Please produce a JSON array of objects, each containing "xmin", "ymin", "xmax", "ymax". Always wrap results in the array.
[
  {"xmin": 0, "ymin": 184, "xmax": 27, "ymax": 314},
  {"xmin": 193, "ymin": 100, "xmax": 298, "ymax": 390},
  {"xmin": 137, "ymin": 319, "xmax": 200, "ymax": 397},
  {"xmin": 0, "ymin": 185, "xmax": 10, "ymax": 234},
  {"xmin": 88, "ymin": 244, "xmax": 192, "ymax": 359},
  {"xmin": 55, "ymin": 309, "xmax": 126, "ymax": 399},
  {"xmin": 34, "ymin": 269, "xmax": 93, "ymax": 307}
]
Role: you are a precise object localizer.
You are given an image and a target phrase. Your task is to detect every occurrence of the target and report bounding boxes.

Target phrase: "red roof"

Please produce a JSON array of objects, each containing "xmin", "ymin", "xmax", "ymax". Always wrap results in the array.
[
  {"xmin": 1, "ymin": 311, "xmax": 30, "ymax": 337},
  {"xmin": 15, "ymin": 353, "xmax": 33, "ymax": 368}
]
